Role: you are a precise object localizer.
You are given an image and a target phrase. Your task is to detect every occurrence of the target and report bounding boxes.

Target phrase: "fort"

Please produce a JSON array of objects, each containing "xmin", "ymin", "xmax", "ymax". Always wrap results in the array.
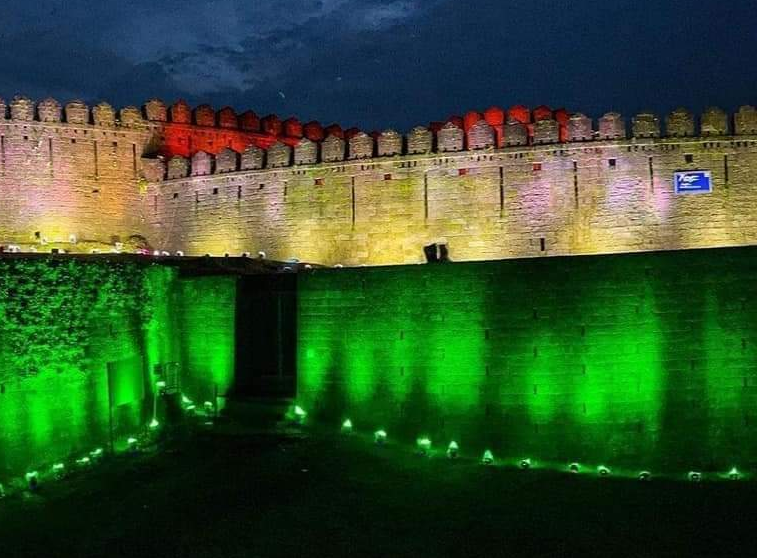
[
  {"xmin": 2, "ymin": 94, "xmax": 757, "ymax": 481},
  {"xmin": 2, "ymin": 95, "xmax": 757, "ymax": 264}
]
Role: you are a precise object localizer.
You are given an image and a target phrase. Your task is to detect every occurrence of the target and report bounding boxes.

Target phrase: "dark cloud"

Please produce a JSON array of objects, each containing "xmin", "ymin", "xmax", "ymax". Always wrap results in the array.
[{"xmin": 1, "ymin": 0, "xmax": 756, "ymax": 131}]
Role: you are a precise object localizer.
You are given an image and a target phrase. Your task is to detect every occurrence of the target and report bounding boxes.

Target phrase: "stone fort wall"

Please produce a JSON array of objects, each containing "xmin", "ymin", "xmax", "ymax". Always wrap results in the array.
[
  {"xmin": 147, "ymin": 105, "xmax": 757, "ymax": 265},
  {"xmin": 297, "ymin": 246, "xmax": 757, "ymax": 472},
  {"xmin": 2, "ymin": 95, "xmax": 757, "ymax": 265}
]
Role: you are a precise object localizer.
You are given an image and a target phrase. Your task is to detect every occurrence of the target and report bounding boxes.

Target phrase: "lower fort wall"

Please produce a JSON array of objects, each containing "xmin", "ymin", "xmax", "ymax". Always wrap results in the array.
[
  {"xmin": 148, "ymin": 137, "xmax": 757, "ymax": 265},
  {"xmin": 296, "ymin": 246, "xmax": 757, "ymax": 471},
  {"xmin": 0, "ymin": 259, "xmax": 236, "ymax": 477}
]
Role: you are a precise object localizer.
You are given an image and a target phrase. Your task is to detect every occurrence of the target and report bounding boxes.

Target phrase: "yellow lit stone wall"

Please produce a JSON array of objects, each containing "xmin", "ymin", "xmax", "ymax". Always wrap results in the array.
[{"xmin": 147, "ymin": 138, "xmax": 757, "ymax": 265}]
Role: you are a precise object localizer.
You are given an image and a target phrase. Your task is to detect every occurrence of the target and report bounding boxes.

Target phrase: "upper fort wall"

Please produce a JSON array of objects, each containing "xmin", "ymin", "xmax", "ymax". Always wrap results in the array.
[
  {"xmin": 145, "ymin": 104, "xmax": 757, "ymax": 266},
  {"xmin": 2, "ymin": 94, "xmax": 757, "ymax": 266}
]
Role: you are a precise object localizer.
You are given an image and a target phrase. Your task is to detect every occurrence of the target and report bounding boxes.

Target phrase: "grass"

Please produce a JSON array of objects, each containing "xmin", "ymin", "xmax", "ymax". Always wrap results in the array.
[{"xmin": 1, "ymin": 422, "xmax": 756, "ymax": 558}]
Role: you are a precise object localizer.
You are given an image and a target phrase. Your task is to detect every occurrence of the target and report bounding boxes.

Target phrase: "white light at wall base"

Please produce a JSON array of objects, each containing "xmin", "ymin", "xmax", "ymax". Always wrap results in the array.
[
  {"xmin": 241, "ymin": 252, "xmax": 250, "ymax": 258},
  {"xmin": 25, "ymin": 471, "xmax": 39, "ymax": 491},
  {"xmin": 341, "ymin": 419, "xmax": 353, "ymax": 433},
  {"xmin": 688, "ymin": 471, "xmax": 702, "ymax": 482},
  {"xmin": 374, "ymin": 430, "xmax": 387, "ymax": 445},
  {"xmin": 176, "ymin": 251, "xmax": 185, "ymax": 256},
  {"xmin": 728, "ymin": 467, "xmax": 741, "ymax": 480},
  {"xmin": 149, "ymin": 418, "xmax": 160, "ymax": 429},
  {"xmin": 597, "ymin": 465, "xmax": 611, "ymax": 477},
  {"xmin": 638, "ymin": 471, "xmax": 652, "ymax": 481},
  {"xmin": 161, "ymin": 251, "xmax": 170, "ymax": 256},
  {"xmin": 52, "ymin": 463, "xmax": 66, "ymax": 480},
  {"xmin": 90, "ymin": 448, "xmax": 104, "ymax": 462},
  {"xmin": 127, "ymin": 437, "xmax": 139, "ymax": 453},
  {"xmin": 416, "ymin": 437, "xmax": 432, "ymax": 455},
  {"xmin": 519, "ymin": 458, "xmax": 532, "ymax": 470},
  {"xmin": 334, "ymin": 264, "xmax": 343, "ymax": 268},
  {"xmin": 76, "ymin": 456, "xmax": 91, "ymax": 468},
  {"xmin": 481, "ymin": 450, "xmax": 494, "ymax": 465},
  {"xmin": 568, "ymin": 462, "xmax": 580, "ymax": 474},
  {"xmin": 446, "ymin": 441, "xmax": 459, "ymax": 459},
  {"xmin": 258, "ymin": 251, "xmax": 266, "ymax": 259}
]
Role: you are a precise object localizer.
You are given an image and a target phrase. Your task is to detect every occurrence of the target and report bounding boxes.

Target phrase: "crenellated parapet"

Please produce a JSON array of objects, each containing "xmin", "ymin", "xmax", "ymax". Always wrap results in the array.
[
  {"xmin": 149, "ymin": 103, "xmax": 757, "ymax": 181},
  {"xmin": 2, "ymin": 93, "xmax": 757, "ymax": 183}
]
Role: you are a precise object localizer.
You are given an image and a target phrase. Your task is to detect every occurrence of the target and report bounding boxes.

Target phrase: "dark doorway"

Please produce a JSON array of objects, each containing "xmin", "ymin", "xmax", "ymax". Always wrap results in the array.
[{"xmin": 234, "ymin": 274, "xmax": 298, "ymax": 398}]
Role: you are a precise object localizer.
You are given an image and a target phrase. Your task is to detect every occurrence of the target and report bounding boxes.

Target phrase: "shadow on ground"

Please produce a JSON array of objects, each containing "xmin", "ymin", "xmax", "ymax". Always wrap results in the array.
[{"xmin": 2, "ymin": 422, "xmax": 756, "ymax": 558}]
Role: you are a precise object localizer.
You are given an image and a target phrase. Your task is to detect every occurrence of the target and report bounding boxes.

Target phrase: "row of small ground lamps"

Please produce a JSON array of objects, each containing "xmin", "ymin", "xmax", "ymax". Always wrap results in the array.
[
  {"xmin": 290, "ymin": 406, "xmax": 744, "ymax": 483},
  {"xmin": 0, "ymin": 391, "xmax": 212, "ymax": 499}
]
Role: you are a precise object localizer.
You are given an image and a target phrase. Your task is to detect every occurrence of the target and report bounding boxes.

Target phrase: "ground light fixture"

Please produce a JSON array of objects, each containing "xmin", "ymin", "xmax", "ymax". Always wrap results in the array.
[
  {"xmin": 519, "ymin": 458, "xmax": 532, "ymax": 470},
  {"xmin": 286, "ymin": 405, "xmax": 306, "ymax": 424},
  {"xmin": 416, "ymin": 437, "xmax": 432, "ymax": 456},
  {"xmin": 446, "ymin": 441, "xmax": 459, "ymax": 459},
  {"xmin": 568, "ymin": 462, "xmax": 580, "ymax": 474},
  {"xmin": 52, "ymin": 463, "xmax": 66, "ymax": 480},
  {"xmin": 25, "ymin": 471, "xmax": 39, "ymax": 491},
  {"xmin": 728, "ymin": 467, "xmax": 741, "ymax": 480},
  {"xmin": 597, "ymin": 465, "xmax": 611, "ymax": 477},
  {"xmin": 688, "ymin": 471, "xmax": 702, "ymax": 482},
  {"xmin": 76, "ymin": 456, "xmax": 91, "ymax": 468},
  {"xmin": 341, "ymin": 419, "xmax": 353, "ymax": 434},
  {"xmin": 127, "ymin": 437, "xmax": 139, "ymax": 453},
  {"xmin": 0, "ymin": 483, "xmax": 5, "ymax": 499},
  {"xmin": 90, "ymin": 448, "xmax": 104, "ymax": 462},
  {"xmin": 149, "ymin": 418, "xmax": 160, "ymax": 429},
  {"xmin": 374, "ymin": 430, "xmax": 387, "ymax": 445},
  {"xmin": 638, "ymin": 471, "xmax": 652, "ymax": 481},
  {"xmin": 481, "ymin": 450, "xmax": 494, "ymax": 465}
]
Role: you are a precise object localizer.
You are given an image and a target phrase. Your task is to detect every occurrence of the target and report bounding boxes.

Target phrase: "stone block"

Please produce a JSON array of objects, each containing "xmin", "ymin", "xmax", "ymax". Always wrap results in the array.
[
  {"xmin": 241, "ymin": 145, "xmax": 265, "ymax": 170},
  {"xmin": 322, "ymin": 135, "xmax": 346, "ymax": 162},
  {"xmin": 65, "ymin": 101, "xmax": 89, "ymax": 125},
  {"xmin": 215, "ymin": 148, "xmax": 239, "ymax": 173},
  {"xmin": 407, "ymin": 126, "xmax": 432, "ymax": 154},
  {"xmin": 167, "ymin": 156, "xmax": 190, "ymax": 179},
  {"xmin": 348, "ymin": 132, "xmax": 374, "ymax": 159},
  {"xmin": 191, "ymin": 151, "xmax": 213, "ymax": 176},
  {"xmin": 437, "ymin": 122, "xmax": 464, "ymax": 152},
  {"xmin": 467, "ymin": 120, "xmax": 495, "ymax": 149},
  {"xmin": 378, "ymin": 130, "xmax": 402, "ymax": 156},
  {"xmin": 295, "ymin": 138, "xmax": 318, "ymax": 165},
  {"xmin": 267, "ymin": 141, "xmax": 292, "ymax": 168}
]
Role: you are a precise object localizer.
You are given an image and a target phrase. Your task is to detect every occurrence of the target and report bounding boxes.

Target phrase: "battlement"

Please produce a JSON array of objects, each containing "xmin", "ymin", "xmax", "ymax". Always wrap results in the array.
[
  {"xmin": 150, "ymin": 105, "xmax": 757, "ymax": 180},
  {"xmin": 3, "ymin": 92, "xmax": 757, "ymax": 268}
]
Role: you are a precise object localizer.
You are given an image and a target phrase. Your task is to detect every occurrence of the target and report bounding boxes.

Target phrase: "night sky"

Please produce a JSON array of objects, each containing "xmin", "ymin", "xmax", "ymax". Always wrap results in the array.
[{"xmin": 0, "ymin": 0, "xmax": 755, "ymax": 132}]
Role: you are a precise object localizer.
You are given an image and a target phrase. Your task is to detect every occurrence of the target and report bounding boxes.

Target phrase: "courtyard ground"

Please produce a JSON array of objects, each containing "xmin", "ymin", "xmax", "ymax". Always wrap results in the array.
[{"xmin": 1, "ymin": 416, "xmax": 756, "ymax": 558}]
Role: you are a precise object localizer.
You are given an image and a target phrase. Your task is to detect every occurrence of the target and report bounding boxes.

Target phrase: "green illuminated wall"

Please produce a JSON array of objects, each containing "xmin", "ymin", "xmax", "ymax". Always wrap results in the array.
[
  {"xmin": 0, "ymin": 259, "xmax": 236, "ymax": 477},
  {"xmin": 297, "ymin": 247, "xmax": 757, "ymax": 471}
]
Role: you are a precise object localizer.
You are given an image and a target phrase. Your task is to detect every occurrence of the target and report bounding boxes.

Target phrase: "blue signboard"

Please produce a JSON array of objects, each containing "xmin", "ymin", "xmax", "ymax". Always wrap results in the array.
[{"xmin": 674, "ymin": 170, "xmax": 712, "ymax": 194}]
